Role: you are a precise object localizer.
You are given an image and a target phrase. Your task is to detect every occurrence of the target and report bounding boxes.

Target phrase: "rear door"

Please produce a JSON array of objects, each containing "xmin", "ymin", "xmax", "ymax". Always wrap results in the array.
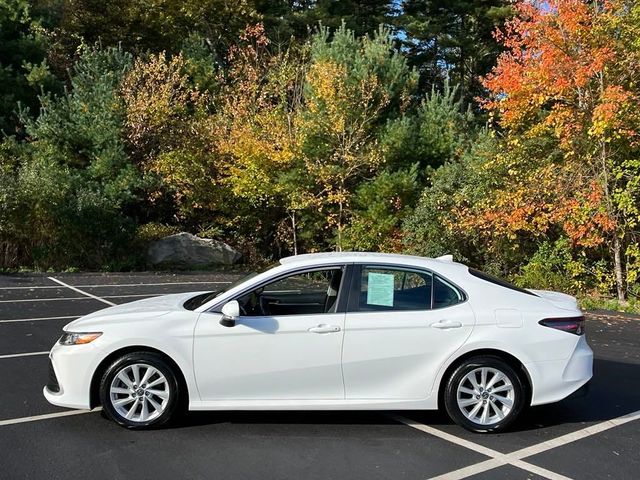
[{"xmin": 342, "ymin": 264, "xmax": 475, "ymax": 400}]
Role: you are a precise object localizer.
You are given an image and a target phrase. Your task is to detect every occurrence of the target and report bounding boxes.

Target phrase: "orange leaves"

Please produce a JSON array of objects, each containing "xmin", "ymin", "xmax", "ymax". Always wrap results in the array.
[
  {"xmin": 473, "ymin": 0, "xmax": 640, "ymax": 264},
  {"xmin": 590, "ymin": 85, "xmax": 639, "ymax": 141},
  {"xmin": 483, "ymin": 0, "xmax": 617, "ymax": 140},
  {"xmin": 553, "ymin": 182, "xmax": 616, "ymax": 248}
]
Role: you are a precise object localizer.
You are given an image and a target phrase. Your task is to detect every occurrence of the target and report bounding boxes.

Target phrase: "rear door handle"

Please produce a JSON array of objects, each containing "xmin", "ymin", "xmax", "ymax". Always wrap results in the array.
[
  {"xmin": 308, "ymin": 324, "xmax": 341, "ymax": 334},
  {"xmin": 431, "ymin": 320, "xmax": 463, "ymax": 330}
]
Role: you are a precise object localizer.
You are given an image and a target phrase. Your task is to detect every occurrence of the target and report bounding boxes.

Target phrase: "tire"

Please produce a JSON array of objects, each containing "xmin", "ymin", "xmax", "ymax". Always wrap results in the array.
[
  {"xmin": 444, "ymin": 356, "xmax": 526, "ymax": 433},
  {"xmin": 99, "ymin": 352, "xmax": 181, "ymax": 429}
]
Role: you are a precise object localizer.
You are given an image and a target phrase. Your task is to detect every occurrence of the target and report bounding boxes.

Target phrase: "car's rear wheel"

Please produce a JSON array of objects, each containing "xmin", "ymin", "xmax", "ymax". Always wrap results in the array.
[
  {"xmin": 99, "ymin": 352, "xmax": 180, "ymax": 429},
  {"xmin": 444, "ymin": 356, "xmax": 525, "ymax": 433}
]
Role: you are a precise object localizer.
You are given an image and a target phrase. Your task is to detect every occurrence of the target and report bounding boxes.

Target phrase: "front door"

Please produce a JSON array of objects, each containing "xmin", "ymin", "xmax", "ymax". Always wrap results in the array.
[{"xmin": 193, "ymin": 267, "xmax": 347, "ymax": 400}]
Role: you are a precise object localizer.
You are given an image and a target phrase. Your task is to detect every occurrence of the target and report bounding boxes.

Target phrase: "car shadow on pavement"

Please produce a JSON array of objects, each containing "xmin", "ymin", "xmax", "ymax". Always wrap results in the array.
[
  {"xmin": 171, "ymin": 358, "xmax": 639, "ymax": 432},
  {"xmin": 172, "ymin": 410, "xmax": 403, "ymax": 429}
]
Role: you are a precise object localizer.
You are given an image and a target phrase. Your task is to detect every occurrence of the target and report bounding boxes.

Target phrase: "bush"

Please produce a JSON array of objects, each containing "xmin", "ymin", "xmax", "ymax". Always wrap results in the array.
[{"xmin": 513, "ymin": 238, "xmax": 588, "ymax": 294}]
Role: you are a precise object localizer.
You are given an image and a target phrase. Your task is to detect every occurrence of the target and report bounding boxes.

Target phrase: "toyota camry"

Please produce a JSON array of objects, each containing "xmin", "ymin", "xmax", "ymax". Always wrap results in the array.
[{"xmin": 44, "ymin": 252, "xmax": 593, "ymax": 432}]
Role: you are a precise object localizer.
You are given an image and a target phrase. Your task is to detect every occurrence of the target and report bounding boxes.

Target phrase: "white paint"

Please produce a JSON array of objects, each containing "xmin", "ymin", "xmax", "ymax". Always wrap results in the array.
[
  {"xmin": 47, "ymin": 277, "xmax": 116, "ymax": 306},
  {"xmin": 0, "ymin": 315, "xmax": 79, "ymax": 324},
  {"xmin": 0, "ymin": 281, "xmax": 231, "ymax": 290},
  {"xmin": 0, "ymin": 351, "xmax": 49, "ymax": 359},
  {"xmin": 509, "ymin": 408, "xmax": 640, "ymax": 460},
  {"xmin": 394, "ymin": 409, "xmax": 640, "ymax": 480},
  {"xmin": 429, "ymin": 459, "xmax": 505, "ymax": 480},
  {"xmin": 510, "ymin": 460, "xmax": 574, "ymax": 480},
  {"xmin": 0, "ymin": 293, "xmax": 160, "ymax": 304},
  {"xmin": 0, "ymin": 408, "xmax": 100, "ymax": 427}
]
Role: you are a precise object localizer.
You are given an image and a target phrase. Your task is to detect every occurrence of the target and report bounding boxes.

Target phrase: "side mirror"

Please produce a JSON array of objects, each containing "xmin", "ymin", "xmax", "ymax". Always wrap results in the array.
[{"xmin": 220, "ymin": 300, "xmax": 240, "ymax": 327}]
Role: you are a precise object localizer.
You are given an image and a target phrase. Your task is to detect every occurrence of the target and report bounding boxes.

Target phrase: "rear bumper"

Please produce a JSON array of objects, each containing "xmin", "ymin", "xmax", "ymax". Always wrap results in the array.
[{"xmin": 527, "ymin": 335, "xmax": 593, "ymax": 406}]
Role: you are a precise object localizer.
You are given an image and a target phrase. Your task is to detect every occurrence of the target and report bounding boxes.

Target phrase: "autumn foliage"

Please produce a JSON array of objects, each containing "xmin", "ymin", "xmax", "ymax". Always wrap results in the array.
[
  {"xmin": 447, "ymin": 0, "xmax": 640, "ymax": 301},
  {"xmin": 1, "ymin": 1, "xmax": 638, "ymax": 306}
]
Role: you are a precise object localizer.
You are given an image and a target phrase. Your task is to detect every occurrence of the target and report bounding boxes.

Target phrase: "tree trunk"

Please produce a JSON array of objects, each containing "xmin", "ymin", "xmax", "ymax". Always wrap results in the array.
[
  {"xmin": 336, "ymin": 199, "xmax": 343, "ymax": 252},
  {"xmin": 612, "ymin": 235, "xmax": 626, "ymax": 303},
  {"xmin": 290, "ymin": 211, "xmax": 298, "ymax": 256}
]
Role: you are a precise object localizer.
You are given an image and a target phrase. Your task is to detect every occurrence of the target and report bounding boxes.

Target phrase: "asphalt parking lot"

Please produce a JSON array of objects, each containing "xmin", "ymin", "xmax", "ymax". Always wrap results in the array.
[{"xmin": 0, "ymin": 272, "xmax": 638, "ymax": 480}]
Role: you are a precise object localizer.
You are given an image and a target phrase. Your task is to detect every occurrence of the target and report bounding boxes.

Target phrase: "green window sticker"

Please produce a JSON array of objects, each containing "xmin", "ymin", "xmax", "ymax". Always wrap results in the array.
[{"xmin": 366, "ymin": 272, "xmax": 395, "ymax": 307}]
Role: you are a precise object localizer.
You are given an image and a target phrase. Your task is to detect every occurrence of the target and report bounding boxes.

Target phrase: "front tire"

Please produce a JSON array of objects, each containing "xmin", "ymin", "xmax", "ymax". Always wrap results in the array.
[
  {"xmin": 99, "ymin": 352, "xmax": 180, "ymax": 429},
  {"xmin": 444, "ymin": 356, "xmax": 525, "ymax": 433}
]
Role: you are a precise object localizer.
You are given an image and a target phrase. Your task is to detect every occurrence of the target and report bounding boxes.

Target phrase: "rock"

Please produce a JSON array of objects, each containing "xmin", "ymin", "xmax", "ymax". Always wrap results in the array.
[{"xmin": 148, "ymin": 232, "xmax": 241, "ymax": 267}]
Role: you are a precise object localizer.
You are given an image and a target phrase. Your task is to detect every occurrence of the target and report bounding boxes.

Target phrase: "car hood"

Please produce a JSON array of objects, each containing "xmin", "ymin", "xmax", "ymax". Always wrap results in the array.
[
  {"xmin": 529, "ymin": 289, "xmax": 579, "ymax": 311},
  {"xmin": 65, "ymin": 291, "xmax": 208, "ymax": 330}
]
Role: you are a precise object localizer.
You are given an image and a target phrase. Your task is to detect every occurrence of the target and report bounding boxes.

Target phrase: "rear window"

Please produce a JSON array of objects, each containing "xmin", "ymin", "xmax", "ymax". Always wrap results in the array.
[{"xmin": 468, "ymin": 268, "xmax": 538, "ymax": 297}]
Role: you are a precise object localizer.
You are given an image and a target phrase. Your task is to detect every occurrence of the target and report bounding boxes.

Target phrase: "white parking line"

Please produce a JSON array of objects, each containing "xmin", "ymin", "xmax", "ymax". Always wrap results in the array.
[
  {"xmin": 0, "ymin": 408, "xmax": 100, "ymax": 427},
  {"xmin": 0, "ymin": 293, "xmax": 161, "ymax": 303},
  {"xmin": 391, "ymin": 416, "xmax": 569, "ymax": 480},
  {"xmin": 510, "ymin": 408, "xmax": 640, "ymax": 460},
  {"xmin": 0, "ymin": 351, "xmax": 49, "ymax": 359},
  {"xmin": 0, "ymin": 281, "xmax": 231, "ymax": 290},
  {"xmin": 393, "ymin": 409, "xmax": 640, "ymax": 480},
  {"xmin": 47, "ymin": 277, "xmax": 116, "ymax": 306},
  {"xmin": 0, "ymin": 315, "xmax": 79, "ymax": 324}
]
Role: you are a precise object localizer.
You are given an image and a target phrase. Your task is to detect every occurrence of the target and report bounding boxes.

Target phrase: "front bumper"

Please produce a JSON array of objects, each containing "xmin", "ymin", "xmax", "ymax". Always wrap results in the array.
[
  {"xmin": 43, "ymin": 342, "xmax": 102, "ymax": 410},
  {"xmin": 527, "ymin": 335, "xmax": 594, "ymax": 406}
]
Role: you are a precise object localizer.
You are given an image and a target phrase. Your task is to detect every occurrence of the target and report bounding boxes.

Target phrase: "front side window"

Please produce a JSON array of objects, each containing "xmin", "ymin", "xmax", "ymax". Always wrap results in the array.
[
  {"xmin": 236, "ymin": 268, "xmax": 344, "ymax": 316},
  {"xmin": 358, "ymin": 267, "xmax": 433, "ymax": 311}
]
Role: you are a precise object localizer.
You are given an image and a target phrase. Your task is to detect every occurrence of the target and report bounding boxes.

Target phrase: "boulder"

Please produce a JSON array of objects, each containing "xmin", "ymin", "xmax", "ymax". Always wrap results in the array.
[{"xmin": 148, "ymin": 232, "xmax": 241, "ymax": 267}]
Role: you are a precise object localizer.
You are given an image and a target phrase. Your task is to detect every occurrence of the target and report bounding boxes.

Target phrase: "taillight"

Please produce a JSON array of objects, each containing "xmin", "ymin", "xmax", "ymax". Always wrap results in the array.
[{"xmin": 538, "ymin": 316, "xmax": 585, "ymax": 335}]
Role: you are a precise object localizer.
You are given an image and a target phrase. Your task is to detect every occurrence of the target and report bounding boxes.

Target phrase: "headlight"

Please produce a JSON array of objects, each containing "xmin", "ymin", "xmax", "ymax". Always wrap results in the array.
[{"xmin": 59, "ymin": 332, "xmax": 102, "ymax": 345}]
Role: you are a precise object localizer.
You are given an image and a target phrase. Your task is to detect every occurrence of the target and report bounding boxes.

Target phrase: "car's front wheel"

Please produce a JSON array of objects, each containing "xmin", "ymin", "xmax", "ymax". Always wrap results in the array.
[
  {"xmin": 444, "ymin": 356, "xmax": 526, "ymax": 433},
  {"xmin": 99, "ymin": 352, "xmax": 180, "ymax": 429}
]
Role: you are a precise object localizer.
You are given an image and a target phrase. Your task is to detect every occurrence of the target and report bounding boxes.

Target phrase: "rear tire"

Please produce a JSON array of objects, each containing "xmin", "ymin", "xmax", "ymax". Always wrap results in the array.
[
  {"xmin": 99, "ymin": 352, "xmax": 180, "ymax": 429},
  {"xmin": 444, "ymin": 356, "xmax": 525, "ymax": 433}
]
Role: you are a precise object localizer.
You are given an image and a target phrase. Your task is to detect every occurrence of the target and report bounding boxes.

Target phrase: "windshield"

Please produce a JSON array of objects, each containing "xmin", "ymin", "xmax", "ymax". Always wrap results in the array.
[{"xmin": 182, "ymin": 264, "xmax": 278, "ymax": 310}]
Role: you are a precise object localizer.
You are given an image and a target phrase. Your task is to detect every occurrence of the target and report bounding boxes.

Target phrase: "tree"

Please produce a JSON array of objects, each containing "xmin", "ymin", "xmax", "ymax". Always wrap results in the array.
[
  {"xmin": 299, "ymin": 24, "xmax": 417, "ymax": 249},
  {"xmin": 342, "ymin": 165, "xmax": 419, "ymax": 252},
  {"xmin": 3, "ymin": 45, "xmax": 144, "ymax": 269},
  {"xmin": 0, "ymin": 0, "xmax": 59, "ymax": 134},
  {"xmin": 120, "ymin": 51, "xmax": 217, "ymax": 222},
  {"xmin": 256, "ymin": 1, "xmax": 395, "ymax": 44},
  {"xmin": 398, "ymin": 0, "xmax": 511, "ymax": 108},
  {"xmin": 45, "ymin": 0, "xmax": 258, "ymax": 55},
  {"xmin": 214, "ymin": 24, "xmax": 308, "ymax": 254},
  {"xmin": 466, "ymin": 0, "xmax": 640, "ymax": 301},
  {"xmin": 382, "ymin": 81, "xmax": 474, "ymax": 172}
]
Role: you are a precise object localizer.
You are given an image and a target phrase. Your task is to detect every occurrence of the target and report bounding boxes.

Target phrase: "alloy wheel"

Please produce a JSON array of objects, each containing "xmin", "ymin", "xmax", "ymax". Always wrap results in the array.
[
  {"xmin": 109, "ymin": 363, "xmax": 170, "ymax": 423},
  {"xmin": 456, "ymin": 366, "xmax": 515, "ymax": 426}
]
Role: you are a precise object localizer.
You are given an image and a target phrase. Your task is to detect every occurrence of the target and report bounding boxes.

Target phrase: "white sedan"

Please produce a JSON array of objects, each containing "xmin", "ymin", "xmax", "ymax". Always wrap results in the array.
[{"xmin": 44, "ymin": 252, "xmax": 593, "ymax": 432}]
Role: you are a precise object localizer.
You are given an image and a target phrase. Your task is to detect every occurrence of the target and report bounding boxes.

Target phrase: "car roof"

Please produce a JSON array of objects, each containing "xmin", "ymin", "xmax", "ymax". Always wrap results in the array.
[{"xmin": 279, "ymin": 252, "xmax": 462, "ymax": 271}]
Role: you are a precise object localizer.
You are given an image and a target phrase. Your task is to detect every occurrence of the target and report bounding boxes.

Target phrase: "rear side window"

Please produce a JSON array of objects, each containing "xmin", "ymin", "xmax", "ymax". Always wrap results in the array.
[
  {"xmin": 468, "ymin": 268, "xmax": 538, "ymax": 297},
  {"xmin": 359, "ymin": 267, "xmax": 432, "ymax": 311},
  {"xmin": 354, "ymin": 266, "xmax": 465, "ymax": 311}
]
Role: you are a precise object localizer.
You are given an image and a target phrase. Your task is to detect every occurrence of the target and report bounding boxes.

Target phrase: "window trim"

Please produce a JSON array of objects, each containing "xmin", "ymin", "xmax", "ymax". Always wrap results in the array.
[
  {"xmin": 347, "ymin": 263, "xmax": 467, "ymax": 313},
  {"xmin": 207, "ymin": 264, "xmax": 352, "ymax": 316}
]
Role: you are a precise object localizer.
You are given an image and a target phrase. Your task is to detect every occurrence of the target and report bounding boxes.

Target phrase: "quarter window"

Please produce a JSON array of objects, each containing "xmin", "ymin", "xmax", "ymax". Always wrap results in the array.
[{"xmin": 433, "ymin": 275, "xmax": 464, "ymax": 309}]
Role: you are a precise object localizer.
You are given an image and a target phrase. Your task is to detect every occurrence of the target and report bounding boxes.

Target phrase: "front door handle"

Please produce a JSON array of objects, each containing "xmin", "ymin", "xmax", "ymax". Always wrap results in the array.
[
  {"xmin": 431, "ymin": 320, "xmax": 463, "ymax": 330},
  {"xmin": 308, "ymin": 324, "xmax": 341, "ymax": 334}
]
